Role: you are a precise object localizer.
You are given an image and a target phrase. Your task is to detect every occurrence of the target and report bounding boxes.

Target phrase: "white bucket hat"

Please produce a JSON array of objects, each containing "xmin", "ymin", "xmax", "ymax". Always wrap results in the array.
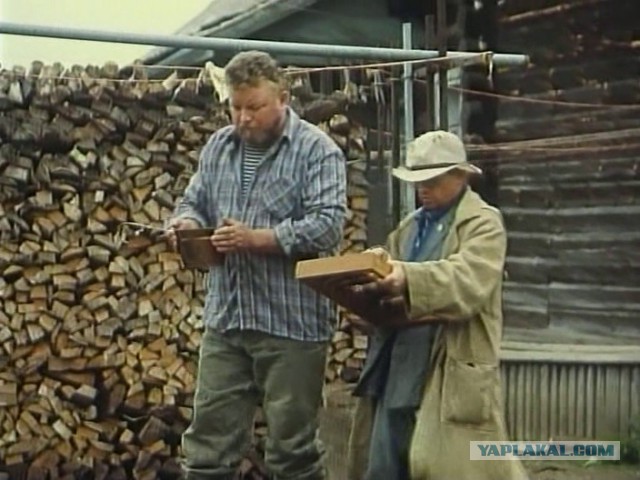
[{"xmin": 392, "ymin": 130, "xmax": 482, "ymax": 183}]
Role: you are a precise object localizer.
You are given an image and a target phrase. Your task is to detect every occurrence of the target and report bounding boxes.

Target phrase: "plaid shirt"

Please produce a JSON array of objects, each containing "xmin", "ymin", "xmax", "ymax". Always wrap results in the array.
[{"xmin": 172, "ymin": 109, "xmax": 347, "ymax": 341}]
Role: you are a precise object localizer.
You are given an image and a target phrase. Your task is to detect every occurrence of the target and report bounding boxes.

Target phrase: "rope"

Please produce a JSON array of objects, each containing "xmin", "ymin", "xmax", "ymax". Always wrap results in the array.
[
  {"xmin": 449, "ymin": 86, "xmax": 640, "ymax": 111},
  {"xmin": 13, "ymin": 67, "xmax": 637, "ymax": 111}
]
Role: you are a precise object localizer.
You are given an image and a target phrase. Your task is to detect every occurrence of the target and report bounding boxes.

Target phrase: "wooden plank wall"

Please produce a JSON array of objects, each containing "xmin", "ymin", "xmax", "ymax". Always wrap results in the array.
[{"xmin": 476, "ymin": 0, "xmax": 640, "ymax": 345}]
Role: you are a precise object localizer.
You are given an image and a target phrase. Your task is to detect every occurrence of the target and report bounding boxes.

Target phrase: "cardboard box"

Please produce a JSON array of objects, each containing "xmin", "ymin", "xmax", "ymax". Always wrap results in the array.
[{"xmin": 295, "ymin": 253, "xmax": 393, "ymax": 319}]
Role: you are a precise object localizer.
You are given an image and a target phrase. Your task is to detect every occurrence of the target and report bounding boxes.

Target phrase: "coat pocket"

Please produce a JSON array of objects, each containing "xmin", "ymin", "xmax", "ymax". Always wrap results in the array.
[{"xmin": 441, "ymin": 357, "xmax": 497, "ymax": 426}]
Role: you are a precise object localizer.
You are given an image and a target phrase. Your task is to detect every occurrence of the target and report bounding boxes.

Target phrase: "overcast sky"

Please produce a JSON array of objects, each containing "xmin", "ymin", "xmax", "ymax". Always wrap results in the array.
[{"xmin": 0, "ymin": 0, "xmax": 211, "ymax": 69}]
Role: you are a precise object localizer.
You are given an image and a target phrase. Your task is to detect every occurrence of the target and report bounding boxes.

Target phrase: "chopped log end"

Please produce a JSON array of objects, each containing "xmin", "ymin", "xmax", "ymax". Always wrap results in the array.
[{"xmin": 0, "ymin": 62, "xmax": 370, "ymax": 478}]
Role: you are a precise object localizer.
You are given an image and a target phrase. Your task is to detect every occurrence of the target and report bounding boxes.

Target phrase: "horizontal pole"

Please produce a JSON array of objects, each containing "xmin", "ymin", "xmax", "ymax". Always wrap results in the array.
[{"xmin": 0, "ymin": 21, "xmax": 529, "ymax": 67}]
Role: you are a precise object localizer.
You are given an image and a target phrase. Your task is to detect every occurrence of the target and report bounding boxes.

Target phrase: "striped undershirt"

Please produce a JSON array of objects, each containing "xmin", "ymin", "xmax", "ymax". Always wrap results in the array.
[{"xmin": 242, "ymin": 144, "xmax": 268, "ymax": 196}]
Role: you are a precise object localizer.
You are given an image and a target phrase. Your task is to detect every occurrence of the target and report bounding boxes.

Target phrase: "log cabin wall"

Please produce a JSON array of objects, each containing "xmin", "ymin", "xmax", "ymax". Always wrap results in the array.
[
  {"xmin": 493, "ymin": 0, "xmax": 640, "ymax": 346},
  {"xmin": 0, "ymin": 63, "xmax": 379, "ymax": 478},
  {"xmin": 468, "ymin": 0, "xmax": 640, "ymax": 442}
]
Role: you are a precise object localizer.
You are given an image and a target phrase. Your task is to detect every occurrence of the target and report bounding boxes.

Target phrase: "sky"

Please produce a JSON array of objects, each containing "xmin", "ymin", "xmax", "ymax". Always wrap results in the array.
[{"xmin": 0, "ymin": 0, "xmax": 211, "ymax": 69}]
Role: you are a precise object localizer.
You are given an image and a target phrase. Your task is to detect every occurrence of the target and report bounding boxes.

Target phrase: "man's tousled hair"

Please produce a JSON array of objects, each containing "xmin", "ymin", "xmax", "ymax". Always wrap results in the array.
[{"xmin": 225, "ymin": 50, "xmax": 286, "ymax": 89}]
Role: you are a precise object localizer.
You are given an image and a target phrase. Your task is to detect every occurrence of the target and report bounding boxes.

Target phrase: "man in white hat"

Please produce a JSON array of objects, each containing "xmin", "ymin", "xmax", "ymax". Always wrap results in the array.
[
  {"xmin": 392, "ymin": 128, "xmax": 482, "ymax": 185},
  {"xmin": 347, "ymin": 131, "xmax": 527, "ymax": 480}
]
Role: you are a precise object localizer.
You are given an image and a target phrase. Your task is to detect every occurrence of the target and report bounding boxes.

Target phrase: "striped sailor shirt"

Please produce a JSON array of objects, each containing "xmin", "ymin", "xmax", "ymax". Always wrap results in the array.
[
  {"xmin": 172, "ymin": 108, "xmax": 347, "ymax": 342},
  {"xmin": 241, "ymin": 144, "xmax": 267, "ymax": 197}
]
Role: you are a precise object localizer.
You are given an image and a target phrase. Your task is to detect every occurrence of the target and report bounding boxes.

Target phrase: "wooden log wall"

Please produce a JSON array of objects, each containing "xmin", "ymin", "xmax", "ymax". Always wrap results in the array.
[
  {"xmin": 0, "ymin": 62, "xmax": 373, "ymax": 479},
  {"xmin": 473, "ymin": 0, "xmax": 640, "ymax": 345}
]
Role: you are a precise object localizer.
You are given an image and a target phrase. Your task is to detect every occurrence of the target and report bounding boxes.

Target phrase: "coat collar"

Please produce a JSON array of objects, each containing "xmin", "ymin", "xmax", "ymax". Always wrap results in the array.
[
  {"xmin": 397, "ymin": 187, "xmax": 488, "ymax": 237},
  {"xmin": 454, "ymin": 187, "xmax": 493, "ymax": 224}
]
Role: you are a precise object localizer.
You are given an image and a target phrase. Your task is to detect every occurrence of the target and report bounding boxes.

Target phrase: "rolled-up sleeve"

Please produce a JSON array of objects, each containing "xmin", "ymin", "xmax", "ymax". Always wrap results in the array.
[{"xmin": 274, "ymin": 149, "xmax": 347, "ymax": 256}]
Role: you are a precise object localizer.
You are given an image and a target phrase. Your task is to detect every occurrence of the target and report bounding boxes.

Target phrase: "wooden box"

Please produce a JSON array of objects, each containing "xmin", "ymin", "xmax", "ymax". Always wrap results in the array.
[
  {"xmin": 175, "ymin": 228, "xmax": 224, "ymax": 269},
  {"xmin": 295, "ymin": 253, "xmax": 393, "ymax": 319},
  {"xmin": 295, "ymin": 252, "xmax": 392, "ymax": 281}
]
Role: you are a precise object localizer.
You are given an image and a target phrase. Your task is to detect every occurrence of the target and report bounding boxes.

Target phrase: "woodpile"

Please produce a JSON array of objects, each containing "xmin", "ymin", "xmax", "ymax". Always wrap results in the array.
[
  {"xmin": 0, "ymin": 61, "xmax": 222, "ymax": 480},
  {"xmin": 0, "ymin": 62, "xmax": 373, "ymax": 478},
  {"xmin": 314, "ymin": 114, "xmax": 371, "ymax": 385}
]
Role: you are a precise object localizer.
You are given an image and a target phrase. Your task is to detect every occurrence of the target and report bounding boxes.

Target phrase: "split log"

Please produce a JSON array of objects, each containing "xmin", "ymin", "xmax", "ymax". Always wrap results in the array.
[
  {"xmin": 0, "ymin": 62, "xmax": 373, "ymax": 478},
  {"xmin": 0, "ymin": 64, "xmax": 214, "ymax": 479},
  {"xmin": 319, "ymin": 115, "xmax": 371, "ymax": 383}
]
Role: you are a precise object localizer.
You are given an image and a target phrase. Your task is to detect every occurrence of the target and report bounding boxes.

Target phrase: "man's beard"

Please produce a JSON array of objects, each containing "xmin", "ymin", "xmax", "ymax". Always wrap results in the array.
[
  {"xmin": 240, "ymin": 128, "xmax": 278, "ymax": 147},
  {"xmin": 237, "ymin": 115, "xmax": 286, "ymax": 148}
]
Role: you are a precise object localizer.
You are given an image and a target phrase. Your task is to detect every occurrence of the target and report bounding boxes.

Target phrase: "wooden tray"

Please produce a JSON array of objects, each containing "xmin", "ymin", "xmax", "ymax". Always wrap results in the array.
[
  {"xmin": 295, "ymin": 252, "xmax": 392, "ymax": 281},
  {"xmin": 295, "ymin": 253, "xmax": 393, "ymax": 319},
  {"xmin": 175, "ymin": 228, "xmax": 224, "ymax": 269}
]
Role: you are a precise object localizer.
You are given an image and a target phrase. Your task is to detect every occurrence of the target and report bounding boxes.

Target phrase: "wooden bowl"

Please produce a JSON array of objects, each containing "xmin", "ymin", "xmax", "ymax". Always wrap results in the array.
[{"xmin": 175, "ymin": 228, "xmax": 224, "ymax": 269}]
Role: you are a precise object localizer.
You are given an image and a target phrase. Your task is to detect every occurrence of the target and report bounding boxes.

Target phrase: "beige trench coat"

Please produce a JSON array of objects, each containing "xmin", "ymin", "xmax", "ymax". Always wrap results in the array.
[{"xmin": 347, "ymin": 188, "xmax": 528, "ymax": 480}]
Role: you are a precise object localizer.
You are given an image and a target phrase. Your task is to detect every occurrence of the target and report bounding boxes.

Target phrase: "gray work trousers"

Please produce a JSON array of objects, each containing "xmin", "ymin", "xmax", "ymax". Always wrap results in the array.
[{"xmin": 182, "ymin": 328, "xmax": 328, "ymax": 480}]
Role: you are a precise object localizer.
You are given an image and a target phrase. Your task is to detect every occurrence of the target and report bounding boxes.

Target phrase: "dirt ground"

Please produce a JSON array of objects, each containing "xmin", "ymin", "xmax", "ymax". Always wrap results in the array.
[
  {"xmin": 526, "ymin": 461, "xmax": 640, "ymax": 480},
  {"xmin": 319, "ymin": 406, "xmax": 638, "ymax": 479},
  {"xmin": 319, "ymin": 412, "xmax": 640, "ymax": 480},
  {"xmin": 319, "ymin": 386, "xmax": 640, "ymax": 480}
]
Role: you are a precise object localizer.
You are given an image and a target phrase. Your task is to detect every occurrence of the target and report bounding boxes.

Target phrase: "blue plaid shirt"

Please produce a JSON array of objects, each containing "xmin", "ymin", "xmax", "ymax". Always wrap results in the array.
[{"xmin": 172, "ymin": 109, "xmax": 347, "ymax": 341}]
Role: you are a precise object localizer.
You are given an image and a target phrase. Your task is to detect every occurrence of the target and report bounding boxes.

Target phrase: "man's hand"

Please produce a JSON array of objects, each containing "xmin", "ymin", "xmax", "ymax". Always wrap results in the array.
[
  {"xmin": 211, "ymin": 218, "xmax": 256, "ymax": 253},
  {"xmin": 378, "ymin": 261, "xmax": 408, "ymax": 297},
  {"xmin": 365, "ymin": 246, "xmax": 391, "ymax": 262},
  {"xmin": 353, "ymin": 260, "xmax": 407, "ymax": 298},
  {"xmin": 165, "ymin": 217, "xmax": 201, "ymax": 251}
]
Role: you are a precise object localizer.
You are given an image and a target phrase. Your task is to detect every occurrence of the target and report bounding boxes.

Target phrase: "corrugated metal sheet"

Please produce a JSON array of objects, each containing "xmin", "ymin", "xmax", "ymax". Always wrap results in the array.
[{"xmin": 501, "ymin": 361, "xmax": 640, "ymax": 441}]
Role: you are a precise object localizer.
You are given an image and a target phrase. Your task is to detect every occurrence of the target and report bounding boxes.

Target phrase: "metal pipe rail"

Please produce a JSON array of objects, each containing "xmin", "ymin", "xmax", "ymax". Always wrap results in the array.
[{"xmin": 0, "ymin": 21, "xmax": 529, "ymax": 67}]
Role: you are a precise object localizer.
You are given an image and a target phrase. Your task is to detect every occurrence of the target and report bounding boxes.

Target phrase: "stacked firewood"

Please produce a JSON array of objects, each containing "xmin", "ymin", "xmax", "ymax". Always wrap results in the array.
[
  {"xmin": 0, "ymin": 62, "xmax": 371, "ymax": 478},
  {"xmin": 316, "ymin": 115, "xmax": 370, "ymax": 385}
]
